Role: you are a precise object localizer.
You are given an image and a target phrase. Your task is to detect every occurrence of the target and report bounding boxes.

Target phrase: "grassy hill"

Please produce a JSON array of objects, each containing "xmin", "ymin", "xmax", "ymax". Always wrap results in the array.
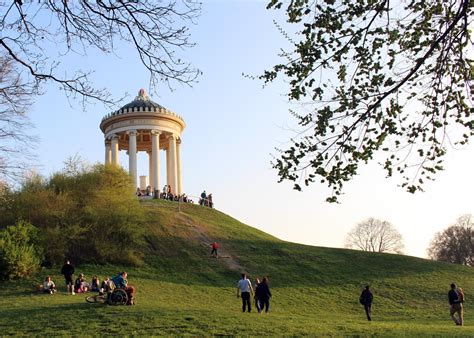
[{"xmin": 1, "ymin": 199, "xmax": 473, "ymax": 335}]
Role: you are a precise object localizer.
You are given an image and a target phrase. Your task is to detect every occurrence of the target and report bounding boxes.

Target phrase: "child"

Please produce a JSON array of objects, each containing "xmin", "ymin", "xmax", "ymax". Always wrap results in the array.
[{"xmin": 43, "ymin": 276, "xmax": 57, "ymax": 294}]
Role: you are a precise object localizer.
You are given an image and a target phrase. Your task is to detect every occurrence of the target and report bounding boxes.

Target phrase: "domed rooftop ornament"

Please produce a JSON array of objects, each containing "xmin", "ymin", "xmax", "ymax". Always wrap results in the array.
[
  {"xmin": 118, "ymin": 88, "xmax": 165, "ymax": 111},
  {"xmin": 99, "ymin": 88, "xmax": 185, "ymax": 196}
]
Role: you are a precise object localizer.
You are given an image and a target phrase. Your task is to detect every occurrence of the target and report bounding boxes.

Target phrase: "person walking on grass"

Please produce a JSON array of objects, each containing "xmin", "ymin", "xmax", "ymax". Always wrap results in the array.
[
  {"xmin": 256, "ymin": 277, "xmax": 272, "ymax": 313},
  {"xmin": 448, "ymin": 283, "xmax": 464, "ymax": 326},
  {"xmin": 210, "ymin": 242, "xmax": 219, "ymax": 258},
  {"xmin": 237, "ymin": 273, "xmax": 254, "ymax": 313},
  {"xmin": 61, "ymin": 260, "xmax": 75, "ymax": 295},
  {"xmin": 254, "ymin": 278, "xmax": 261, "ymax": 313},
  {"xmin": 359, "ymin": 285, "xmax": 373, "ymax": 321}
]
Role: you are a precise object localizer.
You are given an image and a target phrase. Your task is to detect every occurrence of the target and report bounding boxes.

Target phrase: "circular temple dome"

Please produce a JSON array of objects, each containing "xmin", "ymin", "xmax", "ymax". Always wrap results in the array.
[
  {"xmin": 100, "ymin": 89, "xmax": 185, "ymax": 135},
  {"xmin": 119, "ymin": 88, "xmax": 165, "ymax": 111}
]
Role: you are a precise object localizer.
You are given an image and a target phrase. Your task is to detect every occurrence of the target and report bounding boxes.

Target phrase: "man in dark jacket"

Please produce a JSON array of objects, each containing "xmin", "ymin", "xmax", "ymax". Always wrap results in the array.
[
  {"xmin": 61, "ymin": 260, "xmax": 75, "ymax": 295},
  {"xmin": 359, "ymin": 285, "xmax": 373, "ymax": 321},
  {"xmin": 448, "ymin": 283, "xmax": 463, "ymax": 326}
]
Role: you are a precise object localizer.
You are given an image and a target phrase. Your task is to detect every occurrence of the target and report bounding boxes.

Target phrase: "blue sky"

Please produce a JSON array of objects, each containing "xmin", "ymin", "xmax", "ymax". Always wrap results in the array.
[{"xmin": 28, "ymin": 1, "xmax": 474, "ymax": 258}]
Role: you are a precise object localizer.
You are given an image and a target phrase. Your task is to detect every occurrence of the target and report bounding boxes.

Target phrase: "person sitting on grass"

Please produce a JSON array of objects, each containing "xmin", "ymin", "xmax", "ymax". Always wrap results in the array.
[
  {"xmin": 43, "ymin": 276, "xmax": 57, "ymax": 294},
  {"xmin": 99, "ymin": 277, "xmax": 113, "ymax": 296},
  {"xmin": 111, "ymin": 271, "xmax": 136, "ymax": 305},
  {"xmin": 91, "ymin": 276, "xmax": 100, "ymax": 292},
  {"xmin": 74, "ymin": 273, "xmax": 89, "ymax": 293}
]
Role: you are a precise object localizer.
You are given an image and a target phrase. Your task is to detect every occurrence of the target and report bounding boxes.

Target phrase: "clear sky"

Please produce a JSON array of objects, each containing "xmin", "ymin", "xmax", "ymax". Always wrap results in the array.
[{"xmin": 27, "ymin": 1, "xmax": 473, "ymax": 259}]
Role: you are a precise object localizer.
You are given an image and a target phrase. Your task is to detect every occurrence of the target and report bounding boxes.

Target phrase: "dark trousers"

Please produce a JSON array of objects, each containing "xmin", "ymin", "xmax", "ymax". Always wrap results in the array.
[
  {"xmin": 241, "ymin": 292, "xmax": 251, "ymax": 312},
  {"xmin": 364, "ymin": 303, "xmax": 372, "ymax": 321},
  {"xmin": 259, "ymin": 298, "xmax": 270, "ymax": 313},
  {"xmin": 254, "ymin": 297, "xmax": 260, "ymax": 312}
]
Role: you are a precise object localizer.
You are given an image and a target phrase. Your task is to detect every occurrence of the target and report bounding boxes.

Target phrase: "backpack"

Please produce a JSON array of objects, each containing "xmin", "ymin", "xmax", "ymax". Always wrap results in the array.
[
  {"xmin": 457, "ymin": 288, "xmax": 465, "ymax": 303},
  {"xmin": 359, "ymin": 295, "xmax": 364, "ymax": 305}
]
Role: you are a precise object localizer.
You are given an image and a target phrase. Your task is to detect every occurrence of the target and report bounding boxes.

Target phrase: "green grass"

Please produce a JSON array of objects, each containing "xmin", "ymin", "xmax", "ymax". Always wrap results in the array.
[{"xmin": 1, "ymin": 199, "xmax": 473, "ymax": 335}]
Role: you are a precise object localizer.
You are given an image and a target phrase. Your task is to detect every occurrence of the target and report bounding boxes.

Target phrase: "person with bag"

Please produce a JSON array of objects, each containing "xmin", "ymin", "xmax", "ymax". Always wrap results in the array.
[
  {"xmin": 359, "ymin": 285, "xmax": 373, "ymax": 321},
  {"xmin": 448, "ymin": 283, "xmax": 464, "ymax": 326}
]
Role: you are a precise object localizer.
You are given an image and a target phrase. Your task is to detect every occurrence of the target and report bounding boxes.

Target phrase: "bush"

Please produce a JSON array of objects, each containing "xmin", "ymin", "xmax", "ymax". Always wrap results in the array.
[
  {"xmin": 0, "ymin": 220, "xmax": 42, "ymax": 280},
  {"xmin": 1, "ymin": 164, "xmax": 145, "ymax": 266}
]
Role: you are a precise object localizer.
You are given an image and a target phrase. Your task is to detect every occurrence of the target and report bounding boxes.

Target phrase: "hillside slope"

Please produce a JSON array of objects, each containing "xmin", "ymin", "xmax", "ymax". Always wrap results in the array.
[{"xmin": 1, "ymin": 199, "xmax": 473, "ymax": 336}]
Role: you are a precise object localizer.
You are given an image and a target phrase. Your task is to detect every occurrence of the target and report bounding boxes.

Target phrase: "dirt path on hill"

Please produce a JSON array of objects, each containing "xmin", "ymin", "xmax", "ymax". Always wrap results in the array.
[{"xmin": 175, "ymin": 213, "xmax": 244, "ymax": 272}]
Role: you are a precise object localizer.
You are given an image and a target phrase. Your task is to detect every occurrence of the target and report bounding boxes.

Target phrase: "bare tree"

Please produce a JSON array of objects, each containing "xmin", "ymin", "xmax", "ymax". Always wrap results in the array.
[
  {"xmin": 0, "ymin": 53, "xmax": 37, "ymax": 181},
  {"xmin": 428, "ymin": 214, "xmax": 474, "ymax": 266},
  {"xmin": 0, "ymin": 1, "xmax": 201, "ymax": 104},
  {"xmin": 0, "ymin": 1, "xmax": 201, "ymax": 181},
  {"xmin": 345, "ymin": 218, "xmax": 404, "ymax": 254}
]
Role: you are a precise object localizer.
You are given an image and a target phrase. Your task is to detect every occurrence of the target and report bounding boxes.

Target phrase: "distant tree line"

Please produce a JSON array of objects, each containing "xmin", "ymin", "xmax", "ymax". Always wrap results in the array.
[{"xmin": 345, "ymin": 214, "xmax": 474, "ymax": 267}]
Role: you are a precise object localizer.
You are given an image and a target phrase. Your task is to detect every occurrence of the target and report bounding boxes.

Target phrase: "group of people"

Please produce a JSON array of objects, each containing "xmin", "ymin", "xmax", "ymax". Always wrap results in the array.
[
  {"xmin": 199, "ymin": 190, "xmax": 213, "ymax": 208},
  {"xmin": 58, "ymin": 260, "xmax": 136, "ymax": 305},
  {"xmin": 136, "ymin": 186, "xmax": 153, "ymax": 197},
  {"xmin": 358, "ymin": 283, "xmax": 465, "ymax": 325},
  {"xmin": 135, "ymin": 185, "xmax": 195, "ymax": 204},
  {"xmin": 47, "ymin": 260, "xmax": 466, "ymax": 324},
  {"xmin": 236, "ymin": 273, "xmax": 272, "ymax": 314}
]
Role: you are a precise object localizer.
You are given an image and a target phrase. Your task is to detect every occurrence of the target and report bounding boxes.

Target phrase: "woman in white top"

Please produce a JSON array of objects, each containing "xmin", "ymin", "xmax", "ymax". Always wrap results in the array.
[{"xmin": 43, "ymin": 276, "xmax": 56, "ymax": 294}]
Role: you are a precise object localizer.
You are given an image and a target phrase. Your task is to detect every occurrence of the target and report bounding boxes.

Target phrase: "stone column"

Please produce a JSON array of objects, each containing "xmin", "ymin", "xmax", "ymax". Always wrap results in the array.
[
  {"xmin": 151, "ymin": 130, "xmax": 161, "ymax": 193},
  {"xmin": 111, "ymin": 134, "xmax": 120, "ymax": 166},
  {"xmin": 128, "ymin": 130, "xmax": 137, "ymax": 187},
  {"xmin": 105, "ymin": 139, "xmax": 112, "ymax": 165},
  {"xmin": 166, "ymin": 147, "xmax": 171, "ymax": 187},
  {"xmin": 147, "ymin": 151, "xmax": 153, "ymax": 189},
  {"xmin": 176, "ymin": 139, "xmax": 183, "ymax": 195},
  {"xmin": 168, "ymin": 134, "xmax": 178, "ymax": 195}
]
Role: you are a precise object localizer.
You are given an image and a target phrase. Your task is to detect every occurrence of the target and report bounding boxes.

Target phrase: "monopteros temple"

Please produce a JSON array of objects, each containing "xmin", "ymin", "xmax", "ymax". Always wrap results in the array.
[{"xmin": 100, "ymin": 89, "xmax": 185, "ymax": 195}]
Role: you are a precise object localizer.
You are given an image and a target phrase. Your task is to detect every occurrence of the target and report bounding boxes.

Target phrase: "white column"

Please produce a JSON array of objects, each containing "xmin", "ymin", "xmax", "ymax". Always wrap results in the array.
[
  {"xmin": 168, "ymin": 134, "xmax": 178, "ymax": 195},
  {"xmin": 151, "ymin": 130, "xmax": 161, "ymax": 193},
  {"xmin": 105, "ymin": 139, "xmax": 112, "ymax": 165},
  {"xmin": 111, "ymin": 134, "xmax": 119, "ymax": 166},
  {"xmin": 176, "ymin": 139, "xmax": 183, "ymax": 195},
  {"xmin": 128, "ymin": 130, "xmax": 137, "ymax": 187},
  {"xmin": 147, "ymin": 151, "xmax": 153, "ymax": 189},
  {"xmin": 166, "ymin": 147, "xmax": 171, "ymax": 187}
]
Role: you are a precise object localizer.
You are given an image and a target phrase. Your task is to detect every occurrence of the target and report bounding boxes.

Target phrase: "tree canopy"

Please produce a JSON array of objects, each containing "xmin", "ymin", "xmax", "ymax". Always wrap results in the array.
[
  {"xmin": 1, "ymin": 164, "xmax": 146, "ymax": 266},
  {"xmin": 428, "ymin": 214, "xmax": 474, "ymax": 265},
  {"xmin": 262, "ymin": 0, "xmax": 473, "ymax": 202},
  {"xmin": 0, "ymin": 1, "xmax": 201, "ymax": 180},
  {"xmin": 345, "ymin": 217, "xmax": 404, "ymax": 254}
]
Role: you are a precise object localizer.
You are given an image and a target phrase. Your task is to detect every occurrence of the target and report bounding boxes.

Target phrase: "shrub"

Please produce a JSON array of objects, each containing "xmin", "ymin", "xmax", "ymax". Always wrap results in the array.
[
  {"xmin": 0, "ymin": 220, "xmax": 42, "ymax": 280},
  {"xmin": 1, "ymin": 164, "xmax": 145, "ymax": 266}
]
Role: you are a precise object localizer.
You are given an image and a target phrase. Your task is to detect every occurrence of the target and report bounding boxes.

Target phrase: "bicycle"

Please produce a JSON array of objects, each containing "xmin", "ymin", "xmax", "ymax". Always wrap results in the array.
[{"xmin": 85, "ymin": 289, "xmax": 128, "ymax": 305}]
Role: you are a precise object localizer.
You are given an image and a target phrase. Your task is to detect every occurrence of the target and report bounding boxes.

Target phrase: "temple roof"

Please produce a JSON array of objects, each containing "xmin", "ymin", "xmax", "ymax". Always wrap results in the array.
[
  {"xmin": 101, "ymin": 88, "xmax": 184, "ymax": 123},
  {"xmin": 119, "ymin": 88, "xmax": 165, "ymax": 110}
]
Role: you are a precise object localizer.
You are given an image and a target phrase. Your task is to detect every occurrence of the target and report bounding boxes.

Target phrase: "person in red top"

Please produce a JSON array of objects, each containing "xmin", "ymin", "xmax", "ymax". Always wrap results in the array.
[{"xmin": 210, "ymin": 242, "xmax": 220, "ymax": 258}]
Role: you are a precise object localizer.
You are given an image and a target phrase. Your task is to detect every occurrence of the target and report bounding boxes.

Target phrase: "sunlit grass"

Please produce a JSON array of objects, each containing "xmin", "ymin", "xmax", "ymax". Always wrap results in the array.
[{"xmin": 1, "ymin": 199, "xmax": 472, "ymax": 335}]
